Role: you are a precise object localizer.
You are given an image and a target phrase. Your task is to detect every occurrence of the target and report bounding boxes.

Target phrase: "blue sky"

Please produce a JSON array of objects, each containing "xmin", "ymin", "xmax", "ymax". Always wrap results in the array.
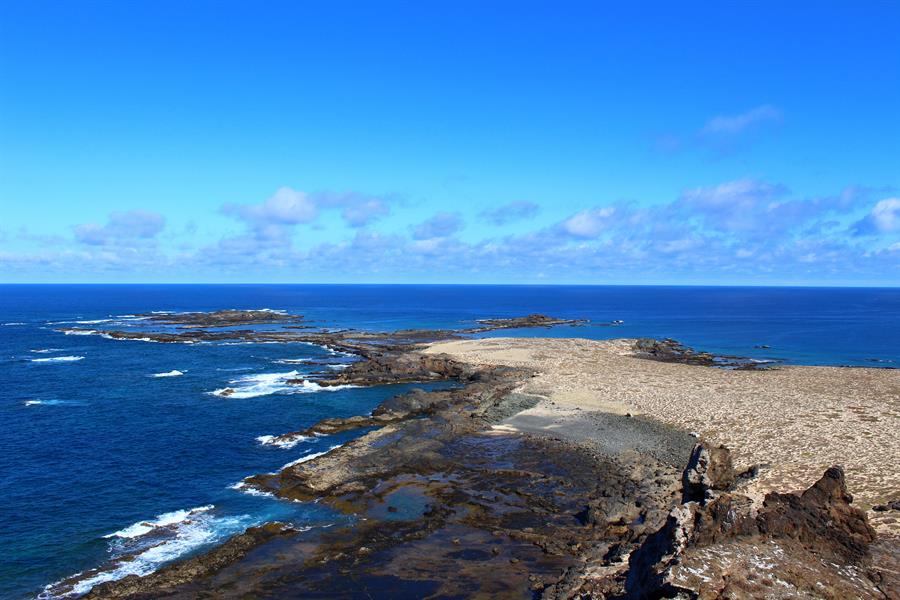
[{"xmin": 1, "ymin": 1, "xmax": 898, "ymax": 284}]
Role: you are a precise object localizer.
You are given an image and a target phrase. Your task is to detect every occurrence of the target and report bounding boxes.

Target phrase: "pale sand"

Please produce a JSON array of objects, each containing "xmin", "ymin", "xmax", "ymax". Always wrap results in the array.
[{"xmin": 424, "ymin": 337, "xmax": 900, "ymax": 535}]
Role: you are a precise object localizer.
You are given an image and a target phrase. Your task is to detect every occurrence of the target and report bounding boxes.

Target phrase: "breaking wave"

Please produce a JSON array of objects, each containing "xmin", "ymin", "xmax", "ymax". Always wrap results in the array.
[
  {"xmin": 103, "ymin": 505, "xmax": 214, "ymax": 539},
  {"xmin": 30, "ymin": 355, "xmax": 84, "ymax": 363},
  {"xmin": 43, "ymin": 505, "xmax": 253, "ymax": 597},
  {"xmin": 256, "ymin": 433, "xmax": 315, "ymax": 449},
  {"xmin": 24, "ymin": 400, "xmax": 81, "ymax": 407},
  {"xmin": 151, "ymin": 370, "xmax": 184, "ymax": 378},
  {"xmin": 210, "ymin": 371, "xmax": 356, "ymax": 399}
]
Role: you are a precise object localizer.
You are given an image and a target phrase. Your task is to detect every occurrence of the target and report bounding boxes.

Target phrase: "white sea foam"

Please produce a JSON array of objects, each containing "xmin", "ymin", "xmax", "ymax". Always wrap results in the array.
[
  {"xmin": 296, "ymin": 341, "xmax": 357, "ymax": 358},
  {"xmin": 280, "ymin": 444, "xmax": 343, "ymax": 470},
  {"xmin": 44, "ymin": 506, "xmax": 254, "ymax": 597},
  {"xmin": 59, "ymin": 328, "xmax": 168, "ymax": 343},
  {"xmin": 256, "ymin": 433, "xmax": 314, "ymax": 448},
  {"xmin": 2, "ymin": 322, "xmax": 26, "ymax": 326},
  {"xmin": 30, "ymin": 348, "xmax": 63, "ymax": 353},
  {"xmin": 327, "ymin": 363, "xmax": 350, "ymax": 370},
  {"xmin": 103, "ymin": 505, "xmax": 214, "ymax": 539},
  {"xmin": 30, "ymin": 355, "xmax": 84, "ymax": 363},
  {"xmin": 294, "ymin": 379, "xmax": 357, "ymax": 392},
  {"xmin": 210, "ymin": 370, "xmax": 300, "ymax": 398},
  {"xmin": 74, "ymin": 319, "xmax": 113, "ymax": 324},
  {"xmin": 151, "ymin": 370, "xmax": 184, "ymax": 378},
  {"xmin": 273, "ymin": 358, "xmax": 312, "ymax": 364},
  {"xmin": 24, "ymin": 400, "xmax": 79, "ymax": 407},
  {"xmin": 227, "ymin": 480, "xmax": 275, "ymax": 498},
  {"xmin": 210, "ymin": 371, "xmax": 356, "ymax": 399}
]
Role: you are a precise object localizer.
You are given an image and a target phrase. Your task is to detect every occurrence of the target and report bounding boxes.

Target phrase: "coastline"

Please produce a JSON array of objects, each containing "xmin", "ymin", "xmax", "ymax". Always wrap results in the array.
[
  {"xmin": 64, "ymin": 330, "xmax": 899, "ymax": 598},
  {"xmin": 424, "ymin": 337, "xmax": 900, "ymax": 537}
]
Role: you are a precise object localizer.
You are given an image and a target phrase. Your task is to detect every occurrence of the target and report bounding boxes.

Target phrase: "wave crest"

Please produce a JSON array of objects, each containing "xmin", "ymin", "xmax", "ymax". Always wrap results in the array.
[{"xmin": 30, "ymin": 355, "xmax": 84, "ymax": 363}]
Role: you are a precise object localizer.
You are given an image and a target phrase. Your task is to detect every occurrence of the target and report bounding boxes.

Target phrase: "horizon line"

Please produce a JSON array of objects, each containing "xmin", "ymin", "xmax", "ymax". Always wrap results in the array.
[{"xmin": 2, "ymin": 282, "xmax": 899, "ymax": 289}]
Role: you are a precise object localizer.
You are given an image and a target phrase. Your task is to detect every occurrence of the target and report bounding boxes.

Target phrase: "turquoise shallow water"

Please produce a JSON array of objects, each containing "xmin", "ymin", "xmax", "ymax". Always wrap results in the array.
[{"xmin": 1, "ymin": 284, "xmax": 898, "ymax": 598}]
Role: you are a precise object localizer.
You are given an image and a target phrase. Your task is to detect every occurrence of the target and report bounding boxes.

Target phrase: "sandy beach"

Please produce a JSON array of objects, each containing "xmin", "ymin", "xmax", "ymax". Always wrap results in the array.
[{"xmin": 425, "ymin": 337, "xmax": 900, "ymax": 536}]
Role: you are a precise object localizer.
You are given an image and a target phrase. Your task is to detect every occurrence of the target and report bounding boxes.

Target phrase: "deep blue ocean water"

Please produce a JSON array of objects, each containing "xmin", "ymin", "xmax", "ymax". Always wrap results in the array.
[{"xmin": 1, "ymin": 284, "xmax": 898, "ymax": 599}]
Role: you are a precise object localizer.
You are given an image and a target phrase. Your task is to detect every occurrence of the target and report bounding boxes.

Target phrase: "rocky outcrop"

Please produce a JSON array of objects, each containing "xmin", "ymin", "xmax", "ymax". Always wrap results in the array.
[
  {"xmin": 138, "ymin": 309, "xmax": 304, "ymax": 328},
  {"xmin": 613, "ymin": 443, "xmax": 885, "ymax": 600},
  {"xmin": 632, "ymin": 338, "xmax": 777, "ymax": 370},
  {"xmin": 681, "ymin": 441, "xmax": 735, "ymax": 502},
  {"xmin": 758, "ymin": 466, "xmax": 877, "ymax": 563},
  {"xmin": 468, "ymin": 314, "xmax": 588, "ymax": 332},
  {"xmin": 303, "ymin": 353, "xmax": 476, "ymax": 388}
]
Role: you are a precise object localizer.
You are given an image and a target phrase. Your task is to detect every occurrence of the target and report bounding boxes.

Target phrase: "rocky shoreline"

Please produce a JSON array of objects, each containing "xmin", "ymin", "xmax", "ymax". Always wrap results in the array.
[{"xmin": 48, "ymin": 312, "xmax": 896, "ymax": 598}]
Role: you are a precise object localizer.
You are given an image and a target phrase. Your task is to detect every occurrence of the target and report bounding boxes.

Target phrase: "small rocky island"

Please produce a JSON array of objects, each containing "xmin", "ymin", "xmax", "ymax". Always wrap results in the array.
[
  {"xmin": 136, "ymin": 309, "xmax": 305, "ymax": 328},
  {"xmin": 48, "ymin": 310, "xmax": 897, "ymax": 598}
]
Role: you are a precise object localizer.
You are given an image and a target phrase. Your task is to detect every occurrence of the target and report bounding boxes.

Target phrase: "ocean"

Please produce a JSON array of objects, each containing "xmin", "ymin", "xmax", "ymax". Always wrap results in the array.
[{"xmin": 1, "ymin": 284, "xmax": 898, "ymax": 599}]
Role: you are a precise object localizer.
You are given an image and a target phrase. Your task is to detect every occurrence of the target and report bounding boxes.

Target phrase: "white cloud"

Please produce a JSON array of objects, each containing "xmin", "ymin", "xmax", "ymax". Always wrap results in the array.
[
  {"xmin": 700, "ymin": 104, "xmax": 781, "ymax": 136},
  {"xmin": 852, "ymin": 198, "xmax": 900, "ymax": 235},
  {"xmin": 562, "ymin": 207, "xmax": 617, "ymax": 238},
  {"xmin": 480, "ymin": 201, "xmax": 540, "ymax": 225},
  {"xmin": 73, "ymin": 210, "xmax": 165, "ymax": 246},
  {"xmin": 340, "ymin": 198, "xmax": 390, "ymax": 227},
  {"xmin": 223, "ymin": 187, "xmax": 318, "ymax": 226},
  {"xmin": 411, "ymin": 212, "xmax": 463, "ymax": 240}
]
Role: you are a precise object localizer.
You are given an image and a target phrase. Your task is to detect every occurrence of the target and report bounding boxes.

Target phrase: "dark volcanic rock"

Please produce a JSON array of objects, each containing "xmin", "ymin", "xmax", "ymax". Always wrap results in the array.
[
  {"xmin": 138, "ymin": 309, "xmax": 304, "ymax": 328},
  {"xmin": 633, "ymin": 338, "xmax": 777, "ymax": 370},
  {"xmin": 52, "ymin": 311, "xmax": 885, "ymax": 599},
  {"xmin": 467, "ymin": 313, "xmax": 587, "ymax": 332},
  {"xmin": 82, "ymin": 522, "xmax": 296, "ymax": 599},
  {"xmin": 681, "ymin": 441, "xmax": 736, "ymax": 502},
  {"xmin": 304, "ymin": 352, "xmax": 476, "ymax": 388},
  {"xmin": 633, "ymin": 337, "xmax": 719, "ymax": 366},
  {"xmin": 758, "ymin": 465, "xmax": 877, "ymax": 563},
  {"xmin": 617, "ymin": 464, "xmax": 884, "ymax": 600},
  {"xmin": 80, "ymin": 349, "xmax": 688, "ymax": 600}
]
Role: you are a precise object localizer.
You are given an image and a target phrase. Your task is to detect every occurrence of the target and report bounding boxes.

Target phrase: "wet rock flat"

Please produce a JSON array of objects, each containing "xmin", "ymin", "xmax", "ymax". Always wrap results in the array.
[{"xmin": 79, "ymin": 333, "xmax": 693, "ymax": 599}]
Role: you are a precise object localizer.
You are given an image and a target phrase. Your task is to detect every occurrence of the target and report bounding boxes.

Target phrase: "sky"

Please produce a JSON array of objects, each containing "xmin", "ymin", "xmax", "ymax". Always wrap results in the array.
[{"xmin": 1, "ymin": 1, "xmax": 898, "ymax": 285}]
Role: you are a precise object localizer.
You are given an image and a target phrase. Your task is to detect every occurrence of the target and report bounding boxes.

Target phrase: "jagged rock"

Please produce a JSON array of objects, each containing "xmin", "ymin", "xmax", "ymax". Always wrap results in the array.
[
  {"xmin": 758, "ymin": 465, "xmax": 876, "ymax": 563},
  {"xmin": 682, "ymin": 441, "xmax": 735, "ymax": 503},
  {"xmin": 621, "ymin": 465, "xmax": 884, "ymax": 599}
]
